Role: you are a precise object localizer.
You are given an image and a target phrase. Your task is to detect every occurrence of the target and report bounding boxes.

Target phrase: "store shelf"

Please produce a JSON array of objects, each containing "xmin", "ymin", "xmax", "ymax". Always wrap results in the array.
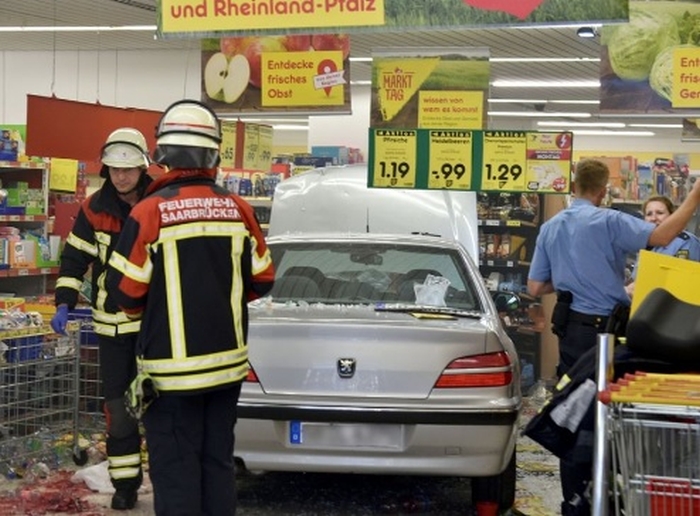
[
  {"xmin": 479, "ymin": 259, "xmax": 531, "ymax": 268},
  {"xmin": 0, "ymin": 267, "xmax": 59, "ymax": 277},
  {"xmin": 478, "ymin": 219, "xmax": 537, "ymax": 228},
  {"xmin": 0, "ymin": 215, "xmax": 48, "ymax": 222}
]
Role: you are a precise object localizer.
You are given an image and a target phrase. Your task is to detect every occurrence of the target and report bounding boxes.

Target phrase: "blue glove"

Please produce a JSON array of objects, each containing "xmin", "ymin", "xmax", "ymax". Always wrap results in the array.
[{"xmin": 51, "ymin": 305, "xmax": 69, "ymax": 335}]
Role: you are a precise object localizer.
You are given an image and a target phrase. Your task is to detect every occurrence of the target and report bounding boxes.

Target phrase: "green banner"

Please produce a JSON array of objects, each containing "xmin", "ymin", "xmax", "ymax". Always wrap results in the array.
[
  {"xmin": 158, "ymin": 0, "xmax": 628, "ymax": 38},
  {"xmin": 368, "ymin": 128, "xmax": 573, "ymax": 194}
]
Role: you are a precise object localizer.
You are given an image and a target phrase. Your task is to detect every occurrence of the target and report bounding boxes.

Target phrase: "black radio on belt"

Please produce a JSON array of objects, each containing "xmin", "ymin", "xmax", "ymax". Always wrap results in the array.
[{"xmin": 551, "ymin": 290, "xmax": 573, "ymax": 338}]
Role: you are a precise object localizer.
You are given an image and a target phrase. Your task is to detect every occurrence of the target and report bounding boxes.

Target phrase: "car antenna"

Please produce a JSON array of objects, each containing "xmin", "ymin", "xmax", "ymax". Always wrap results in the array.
[{"xmin": 366, "ymin": 208, "xmax": 370, "ymax": 233}]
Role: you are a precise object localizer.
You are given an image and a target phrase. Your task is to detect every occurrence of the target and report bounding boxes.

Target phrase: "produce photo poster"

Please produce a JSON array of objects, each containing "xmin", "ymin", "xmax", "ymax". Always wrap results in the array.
[{"xmin": 600, "ymin": 0, "xmax": 700, "ymax": 115}]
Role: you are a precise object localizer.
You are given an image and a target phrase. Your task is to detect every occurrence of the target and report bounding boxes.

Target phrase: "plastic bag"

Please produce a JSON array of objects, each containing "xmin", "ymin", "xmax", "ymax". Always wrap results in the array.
[
  {"xmin": 414, "ymin": 274, "xmax": 450, "ymax": 307},
  {"xmin": 71, "ymin": 461, "xmax": 115, "ymax": 493}
]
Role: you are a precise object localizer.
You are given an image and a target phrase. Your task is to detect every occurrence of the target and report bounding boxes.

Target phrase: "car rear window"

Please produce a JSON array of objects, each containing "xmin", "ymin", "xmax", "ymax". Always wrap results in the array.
[{"xmin": 267, "ymin": 241, "xmax": 482, "ymax": 311}]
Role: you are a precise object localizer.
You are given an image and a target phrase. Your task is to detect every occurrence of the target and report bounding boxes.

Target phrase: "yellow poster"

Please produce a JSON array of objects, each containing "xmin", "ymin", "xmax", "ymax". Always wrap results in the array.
[
  {"xmin": 672, "ymin": 46, "xmax": 700, "ymax": 108},
  {"xmin": 220, "ymin": 120, "xmax": 237, "ymax": 168},
  {"xmin": 481, "ymin": 131, "xmax": 527, "ymax": 192},
  {"xmin": 427, "ymin": 131, "xmax": 473, "ymax": 190},
  {"xmin": 160, "ymin": 0, "xmax": 385, "ymax": 34},
  {"xmin": 256, "ymin": 124, "xmax": 273, "ymax": 171},
  {"xmin": 242, "ymin": 124, "xmax": 260, "ymax": 170},
  {"xmin": 261, "ymin": 50, "xmax": 346, "ymax": 106},
  {"xmin": 418, "ymin": 91, "xmax": 484, "ymax": 129},
  {"xmin": 49, "ymin": 158, "xmax": 78, "ymax": 192},
  {"xmin": 371, "ymin": 130, "xmax": 417, "ymax": 188}
]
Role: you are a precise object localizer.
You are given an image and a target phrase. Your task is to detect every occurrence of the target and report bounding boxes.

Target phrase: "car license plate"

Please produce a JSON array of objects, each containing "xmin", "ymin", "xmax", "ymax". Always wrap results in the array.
[{"xmin": 288, "ymin": 421, "xmax": 404, "ymax": 450}]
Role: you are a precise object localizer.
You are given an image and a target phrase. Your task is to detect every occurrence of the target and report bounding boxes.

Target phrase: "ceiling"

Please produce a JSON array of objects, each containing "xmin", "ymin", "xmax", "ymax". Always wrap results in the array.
[{"xmin": 2, "ymin": 0, "xmax": 689, "ymax": 139}]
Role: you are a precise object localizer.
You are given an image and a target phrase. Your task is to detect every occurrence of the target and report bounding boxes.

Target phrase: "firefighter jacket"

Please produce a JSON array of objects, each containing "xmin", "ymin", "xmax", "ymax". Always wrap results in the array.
[
  {"xmin": 55, "ymin": 174, "xmax": 152, "ymax": 337},
  {"xmin": 107, "ymin": 168, "xmax": 275, "ymax": 395}
]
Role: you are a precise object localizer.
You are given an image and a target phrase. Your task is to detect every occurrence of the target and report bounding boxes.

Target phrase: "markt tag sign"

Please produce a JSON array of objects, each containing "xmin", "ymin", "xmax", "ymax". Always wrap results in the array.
[
  {"xmin": 418, "ymin": 91, "xmax": 484, "ymax": 130},
  {"xmin": 368, "ymin": 128, "xmax": 573, "ymax": 194},
  {"xmin": 374, "ymin": 58, "xmax": 441, "ymax": 123},
  {"xmin": 672, "ymin": 46, "xmax": 700, "ymax": 108},
  {"xmin": 262, "ymin": 50, "xmax": 346, "ymax": 106}
]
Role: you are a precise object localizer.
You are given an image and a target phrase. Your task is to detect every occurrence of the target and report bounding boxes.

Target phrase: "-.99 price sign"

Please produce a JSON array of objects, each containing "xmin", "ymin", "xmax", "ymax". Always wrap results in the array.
[
  {"xmin": 428, "ymin": 131, "xmax": 473, "ymax": 190},
  {"xmin": 481, "ymin": 131, "xmax": 527, "ymax": 192},
  {"xmin": 372, "ymin": 130, "xmax": 417, "ymax": 188}
]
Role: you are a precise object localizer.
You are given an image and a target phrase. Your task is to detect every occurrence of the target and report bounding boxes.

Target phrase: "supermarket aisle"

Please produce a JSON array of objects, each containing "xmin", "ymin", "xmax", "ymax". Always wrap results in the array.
[{"xmin": 0, "ymin": 396, "xmax": 561, "ymax": 515}]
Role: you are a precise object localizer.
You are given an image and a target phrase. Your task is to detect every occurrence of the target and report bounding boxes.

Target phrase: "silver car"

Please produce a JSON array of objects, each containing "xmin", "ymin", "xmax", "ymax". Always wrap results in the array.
[{"xmin": 237, "ymin": 232, "xmax": 522, "ymax": 510}]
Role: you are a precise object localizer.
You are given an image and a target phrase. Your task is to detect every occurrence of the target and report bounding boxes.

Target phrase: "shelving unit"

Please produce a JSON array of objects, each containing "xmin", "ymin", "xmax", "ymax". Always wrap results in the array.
[
  {"xmin": 0, "ymin": 161, "xmax": 54, "ymax": 297},
  {"xmin": 477, "ymin": 192, "xmax": 544, "ymax": 388}
]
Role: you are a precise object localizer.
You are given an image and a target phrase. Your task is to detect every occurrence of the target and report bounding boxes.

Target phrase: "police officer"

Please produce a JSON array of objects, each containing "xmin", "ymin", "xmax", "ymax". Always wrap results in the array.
[
  {"xmin": 106, "ymin": 100, "xmax": 275, "ymax": 516},
  {"xmin": 51, "ymin": 128, "xmax": 153, "ymax": 510},
  {"xmin": 527, "ymin": 158, "xmax": 700, "ymax": 516},
  {"xmin": 625, "ymin": 195, "xmax": 700, "ymax": 297}
]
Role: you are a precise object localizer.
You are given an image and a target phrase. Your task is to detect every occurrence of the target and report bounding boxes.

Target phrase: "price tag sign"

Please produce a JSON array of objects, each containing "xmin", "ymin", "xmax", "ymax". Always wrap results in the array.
[
  {"xmin": 481, "ymin": 131, "xmax": 527, "ymax": 191},
  {"xmin": 427, "ymin": 131, "xmax": 472, "ymax": 190},
  {"xmin": 371, "ymin": 130, "xmax": 417, "ymax": 188},
  {"xmin": 524, "ymin": 132, "xmax": 573, "ymax": 193},
  {"xmin": 219, "ymin": 120, "xmax": 237, "ymax": 168}
]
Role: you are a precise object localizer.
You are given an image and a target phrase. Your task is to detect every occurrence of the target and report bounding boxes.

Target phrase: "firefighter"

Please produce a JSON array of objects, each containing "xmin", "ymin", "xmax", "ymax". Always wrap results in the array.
[
  {"xmin": 106, "ymin": 100, "xmax": 275, "ymax": 516},
  {"xmin": 51, "ymin": 128, "xmax": 152, "ymax": 510}
]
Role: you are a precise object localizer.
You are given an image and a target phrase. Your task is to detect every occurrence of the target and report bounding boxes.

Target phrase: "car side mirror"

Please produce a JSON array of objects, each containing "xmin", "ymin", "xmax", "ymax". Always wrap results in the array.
[{"xmin": 493, "ymin": 292, "xmax": 520, "ymax": 313}]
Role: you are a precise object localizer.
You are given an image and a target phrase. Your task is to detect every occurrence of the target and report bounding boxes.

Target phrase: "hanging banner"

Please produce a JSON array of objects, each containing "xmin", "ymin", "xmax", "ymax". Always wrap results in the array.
[
  {"xmin": 370, "ymin": 48, "xmax": 489, "ymax": 130},
  {"xmin": 202, "ymin": 35, "xmax": 351, "ymax": 115},
  {"xmin": 157, "ymin": 0, "xmax": 628, "ymax": 38},
  {"xmin": 600, "ymin": 0, "xmax": 700, "ymax": 115},
  {"xmin": 368, "ymin": 128, "xmax": 573, "ymax": 194}
]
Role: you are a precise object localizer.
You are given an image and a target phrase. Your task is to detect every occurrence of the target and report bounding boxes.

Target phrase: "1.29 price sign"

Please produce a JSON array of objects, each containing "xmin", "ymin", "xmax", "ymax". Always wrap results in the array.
[
  {"xmin": 371, "ymin": 130, "xmax": 417, "ymax": 188},
  {"xmin": 481, "ymin": 131, "xmax": 527, "ymax": 191}
]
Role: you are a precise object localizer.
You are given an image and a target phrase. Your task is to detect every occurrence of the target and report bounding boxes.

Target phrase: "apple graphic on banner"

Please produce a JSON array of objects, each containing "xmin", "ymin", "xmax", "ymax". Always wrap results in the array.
[
  {"xmin": 311, "ymin": 34, "xmax": 350, "ymax": 61},
  {"xmin": 220, "ymin": 37, "xmax": 251, "ymax": 58},
  {"xmin": 282, "ymin": 35, "xmax": 312, "ymax": 52},
  {"xmin": 204, "ymin": 52, "xmax": 250, "ymax": 103},
  {"xmin": 242, "ymin": 37, "xmax": 288, "ymax": 88}
]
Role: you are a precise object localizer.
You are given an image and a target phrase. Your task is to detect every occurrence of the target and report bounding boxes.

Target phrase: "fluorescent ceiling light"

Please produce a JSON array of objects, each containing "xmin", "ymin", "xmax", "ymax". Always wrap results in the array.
[
  {"xmin": 0, "ymin": 25, "xmax": 157, "ymax": 32},
  {"xmin": 538, "ymin": 121, "xmax": 625, "ymax": 128},
  {"xmin": 350, "ymin": 80, "xmax": 372, "ymax": 85},
  {"xmin": 272, "ymin": 125, "xmax": 309, "ymax": 131},
  {"xmin": 627, "ymin": 123, "xmax": 683, "ymax": 129},
  {"xmin": 488, "ymin": 99, "xmax": 600, "ymax": 105},
  {"xmin": 567, "ymin": 129, "xmax": 655, "ymax": 136},
  {"xmin": 576, "ymin": 27, "xmax": 597, "ymax": 38},
  {"xmin": 493, "ymin": 80, "xmax": 599, "ymax": 88},
  {"xmin": 488, "ymin": 111, "xmax": 592, "ymax": 118},
  {"xmin": 491, "ymin": 57, "xmax": 599, "ymax": 63},
  {"xmin": 549, "ymin": 99, "xmax": 600, "ymax": 105},
  {"xmin": 349, "ymin": 57, "xmax": 373, "ymax": 62}
]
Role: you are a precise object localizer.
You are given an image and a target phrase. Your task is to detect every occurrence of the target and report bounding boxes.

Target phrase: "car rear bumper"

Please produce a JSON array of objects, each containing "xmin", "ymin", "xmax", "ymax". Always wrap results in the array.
[{"xmin": 235, "ymin": 405, "xmax": 519, "ymax": 476}]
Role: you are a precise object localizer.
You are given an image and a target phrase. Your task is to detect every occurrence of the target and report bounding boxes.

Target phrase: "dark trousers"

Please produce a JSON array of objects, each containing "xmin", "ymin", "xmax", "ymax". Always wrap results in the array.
[
  {"xmin": 557, "ymin": 321, "xmax": 600, "ymax": 515},
  {"xmin": 98, "ymin": 334, "xmax": 142, "ymax": 491},
  {"xmin": 142, "ymin": 384, "xmax": 241, "ymax": 516}
]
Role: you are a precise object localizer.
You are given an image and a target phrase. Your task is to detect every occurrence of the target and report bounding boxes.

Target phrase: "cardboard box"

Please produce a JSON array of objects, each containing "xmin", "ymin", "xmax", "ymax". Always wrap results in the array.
[
  {"xmin": 0, "ymin": 297, "xmax": 25, "ymax": 311},
  {"xmin": 9, "ymin": 239, "xmax": 36, "ymax": 268}
]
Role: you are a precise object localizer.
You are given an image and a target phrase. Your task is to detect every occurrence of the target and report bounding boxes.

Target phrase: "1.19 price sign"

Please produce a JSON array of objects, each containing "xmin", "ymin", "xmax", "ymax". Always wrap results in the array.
[
  {"xmin": 371, "ymin": 130, "xmax": 417, "ymax": 188},
  {"xmin": 428, "ymin": 131, "xmax": 472, "ymax": 190},
  {"xmin": 481, "ymin": 131, "xmax": 527, "ymax": 192}
]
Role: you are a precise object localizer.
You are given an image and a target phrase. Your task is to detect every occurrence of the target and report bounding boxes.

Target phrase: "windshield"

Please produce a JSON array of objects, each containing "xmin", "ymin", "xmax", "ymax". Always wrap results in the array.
[{"xmin": 267, "ymin": 241, "xmax": 483, "ymax": 311}]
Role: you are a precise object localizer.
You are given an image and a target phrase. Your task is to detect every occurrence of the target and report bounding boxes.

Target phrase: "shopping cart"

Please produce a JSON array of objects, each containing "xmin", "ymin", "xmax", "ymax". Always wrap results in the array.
[
  {"xmin": 592, "ymin": 334, "xmax": 700, "ymax": 516},
  {"xmin": 0, "ymin": 319, "xmax": 86, "ymax": 479}
]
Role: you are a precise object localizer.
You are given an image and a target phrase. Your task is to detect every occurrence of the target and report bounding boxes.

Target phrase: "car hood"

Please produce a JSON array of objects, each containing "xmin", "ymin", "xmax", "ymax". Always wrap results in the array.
[{"xmin": 247, "ymin": 302, "xmax": 506, "ymax": 399}]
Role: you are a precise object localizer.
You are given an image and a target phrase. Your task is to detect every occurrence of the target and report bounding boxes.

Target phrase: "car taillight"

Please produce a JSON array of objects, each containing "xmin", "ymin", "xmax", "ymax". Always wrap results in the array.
[
  {"xmin": 245, "ymin": 365, "xmax": 259, "ymax": 383},
  {"xmin": 434, "ymin": 351, "xmax": 513, "ymax": 388}
]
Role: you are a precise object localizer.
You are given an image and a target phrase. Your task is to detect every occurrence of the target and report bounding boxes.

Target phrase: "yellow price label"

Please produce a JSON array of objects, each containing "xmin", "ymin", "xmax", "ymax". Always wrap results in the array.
[
  {"xmin": 481, "ymin": 131, "xmax": 527, "ymax": 191},
  {"xmin": 427, "ymin": 131, "xmax": 472, "ymax": 190},
  {"xmin": 220, "ymin": 121, "xmax": 237, "ymax": 168},
  {"xmin": 372, "ymin": 130, "xmax": 417, "ymax": 188}
]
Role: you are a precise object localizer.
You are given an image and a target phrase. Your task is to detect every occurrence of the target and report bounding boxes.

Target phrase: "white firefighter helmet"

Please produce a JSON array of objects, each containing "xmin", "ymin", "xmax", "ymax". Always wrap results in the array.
[
  {"xmin": 153, "ymin": 100, "xmax": 221, "ymax": 169},
  {"xmin": 100, "ymin": 128, "xmax": 150, "ymax": 177},
  {"xmin": 155, "ymin": 100, "xmax": 221, "ymax": 150}
]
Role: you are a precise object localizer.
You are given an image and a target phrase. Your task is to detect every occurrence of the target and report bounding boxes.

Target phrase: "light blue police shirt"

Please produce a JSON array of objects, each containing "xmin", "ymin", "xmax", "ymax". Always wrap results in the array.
[
  {"xmin": 528, "ymin": 198, "xmax": 655, "ymax": 315},
  {"xmin": 631, "ymin": 230, "xmax": 700, "ymax": 279}
]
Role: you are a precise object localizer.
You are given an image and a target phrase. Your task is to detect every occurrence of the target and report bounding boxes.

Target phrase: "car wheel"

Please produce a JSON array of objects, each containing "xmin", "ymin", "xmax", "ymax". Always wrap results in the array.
[{"xmin": 471, "ymin": 450, "xmax": 516, "ymax": 512}]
